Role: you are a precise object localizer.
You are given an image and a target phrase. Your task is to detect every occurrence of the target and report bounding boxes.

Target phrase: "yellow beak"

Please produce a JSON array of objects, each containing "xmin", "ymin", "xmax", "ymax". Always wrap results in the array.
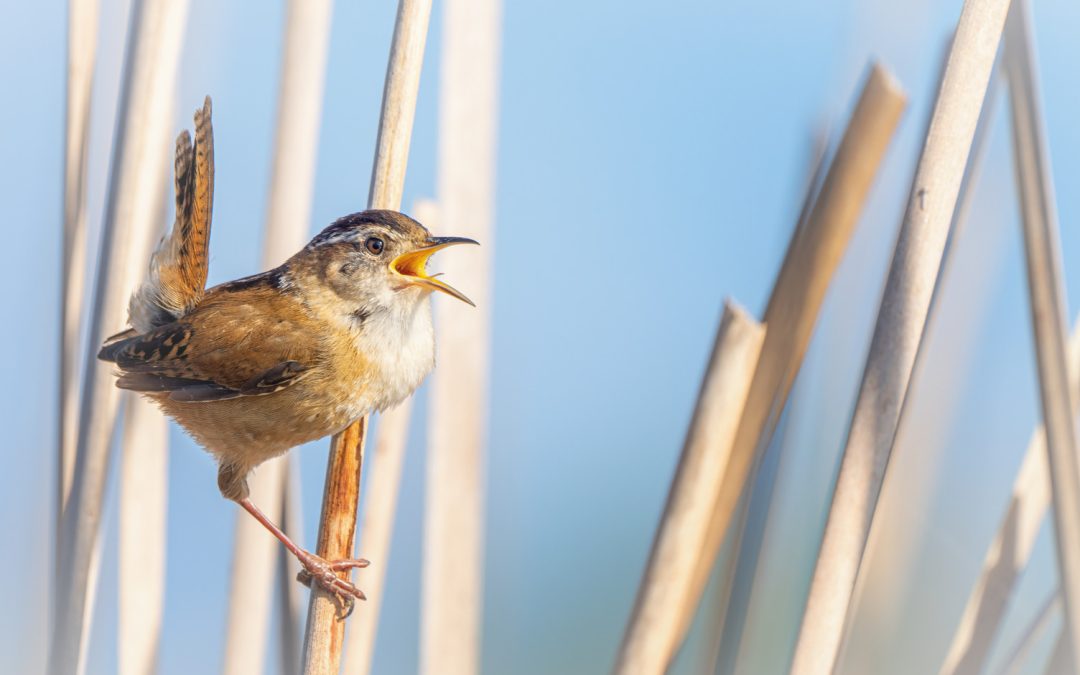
[{"xmin": 391, "ymin": 236, "xmax": 479, "ymax": 306}]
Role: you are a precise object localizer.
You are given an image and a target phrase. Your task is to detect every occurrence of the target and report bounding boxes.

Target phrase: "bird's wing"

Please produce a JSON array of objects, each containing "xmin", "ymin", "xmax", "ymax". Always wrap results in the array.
[
  {"xmin": 100, "ymin": 280, "xmax": 318, "ymax": 402},
  {"xmin": 128, "ymin": 96, "xmax": 215, "ymax": 332}
]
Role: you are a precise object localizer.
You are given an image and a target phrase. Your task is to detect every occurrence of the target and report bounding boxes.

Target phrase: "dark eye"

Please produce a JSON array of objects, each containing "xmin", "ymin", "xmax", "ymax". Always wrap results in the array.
[{"xmin": 365, "ymin": 237, "xmax": 385, "ymax": 255}]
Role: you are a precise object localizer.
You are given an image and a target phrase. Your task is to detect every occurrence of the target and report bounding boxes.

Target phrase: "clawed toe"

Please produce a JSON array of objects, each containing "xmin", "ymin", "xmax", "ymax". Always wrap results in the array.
[{"xmin": 294, "ymin": 551, "xmax": 369, "ymax": 616}]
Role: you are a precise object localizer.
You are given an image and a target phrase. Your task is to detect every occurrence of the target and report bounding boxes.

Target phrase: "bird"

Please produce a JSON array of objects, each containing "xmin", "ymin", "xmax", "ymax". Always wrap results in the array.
[{"xmin": 99, "ymin": 97, "xmax": 477, "ymax": 606}]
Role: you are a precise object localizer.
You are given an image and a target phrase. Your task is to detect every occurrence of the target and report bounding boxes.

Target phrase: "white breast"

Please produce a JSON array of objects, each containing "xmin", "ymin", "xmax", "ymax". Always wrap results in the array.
[{"xmin": 353, "ymin": 296, "xmax": 436, "ymax": 412}]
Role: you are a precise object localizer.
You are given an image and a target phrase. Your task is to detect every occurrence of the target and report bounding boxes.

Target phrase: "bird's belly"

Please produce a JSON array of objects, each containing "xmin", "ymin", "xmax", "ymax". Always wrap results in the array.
[{"xmin": 158, "ymin": 387, "xmax": 364, "ymax": 470}]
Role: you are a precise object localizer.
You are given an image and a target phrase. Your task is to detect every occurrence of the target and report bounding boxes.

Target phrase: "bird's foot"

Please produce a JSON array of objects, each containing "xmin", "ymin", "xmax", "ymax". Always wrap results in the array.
[{"xmin": 295, "ymin": 550, "xmax": 370, "ymax": 618}]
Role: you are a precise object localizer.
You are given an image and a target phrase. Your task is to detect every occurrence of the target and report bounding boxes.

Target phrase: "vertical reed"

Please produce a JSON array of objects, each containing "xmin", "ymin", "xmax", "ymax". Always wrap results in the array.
[
  {"xmin": 279, "ymin": 456, "xmax": 306, "ymax": 674},
  {"xmin": 51, "ymin": 1, "xmax": 190, "ymax": 672},
  {"xmin": 117, "ymin": 173, "xmax": 173, "ymax": 675},
  {"xmin": 1004, "ymin": 0, "xmax": 1080, "ymax": 664},
  {"xmin": 118, "ymin": 395, "xmax": 169, "ymax": 675},
  {"xmin": 58, "ymin": 0, "xmax": 100, "ymax": 522},
  {"xmin": 222, "ymin": 0, "xmax": 334, "ymax": 672},
  {"xmin": 301, "ymin": 1, "xmax": 432, "ymax": 672},
  {"xmin": 789, "ymin": 2, "xmax": 1012, "ymax": 673},
  {"xmin": 303, "ymin": 421, "xmax": 369, "ymax": 675},
  {"xmin": 342, "ymin": 398, "xmax": 415, "ymax": 675},
  {"xmin": 420, "ymin": 0, "xmax": 501, "ymax": 671}
]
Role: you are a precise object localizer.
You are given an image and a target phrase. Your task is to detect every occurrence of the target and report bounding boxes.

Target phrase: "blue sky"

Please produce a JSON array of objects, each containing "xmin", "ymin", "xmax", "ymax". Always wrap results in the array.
[{"xmin": 4, "ymin": 0, "xmax": 1080, "ymax": 673}]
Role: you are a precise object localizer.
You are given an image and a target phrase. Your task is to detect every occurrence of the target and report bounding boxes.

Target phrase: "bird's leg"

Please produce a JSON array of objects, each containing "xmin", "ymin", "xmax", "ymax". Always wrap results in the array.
[{"xmin": 238, "ymin": 497, "xmax": 370, "ymax": 613}]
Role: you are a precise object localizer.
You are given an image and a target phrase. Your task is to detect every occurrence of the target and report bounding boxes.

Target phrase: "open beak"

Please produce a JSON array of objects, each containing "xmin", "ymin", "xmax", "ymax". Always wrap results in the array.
[{"xmin": 391, "ymin": 236, "xmax": 479, "ymax": 306}]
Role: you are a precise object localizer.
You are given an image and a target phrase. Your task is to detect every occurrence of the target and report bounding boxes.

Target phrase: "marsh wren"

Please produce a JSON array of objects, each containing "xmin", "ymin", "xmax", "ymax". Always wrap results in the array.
[{"xmin": 99, "ymin": 97, "xmax": 477, "ymax": 604}]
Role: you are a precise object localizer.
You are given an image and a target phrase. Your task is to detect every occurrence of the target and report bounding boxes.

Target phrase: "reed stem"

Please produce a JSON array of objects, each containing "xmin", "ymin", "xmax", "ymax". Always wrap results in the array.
[
  {"xmin": 57, "ymin": 0, "xmax": 99, "ymax": 529},
  {"xmin": 1004, "ymin": 0, "xmax": 1080, "ymax": 665},
  {"xmin": 222, "ymin": 0, "xmax": 333, "ymax": 671},
  {"xmin": 50, "ymin": 1, "xmax": 190, "ymax": 671},
  {"xmin": 789, "ymin": 3, "xmax": 1012, "ymax": 672},
  {"xmin": 670, "ymin": 63, "xmax": 905, "ymax": 674},
  {"xmin": 419, "ymin": 1, "xmax": 501, "ymax": 671},
  {"xmin": 613, "ymin": 302, "xmax": 765, "ymax": 675},
  {"xmin": 300, "ymin": 1, "xmax": 432, "ymax": 671}
]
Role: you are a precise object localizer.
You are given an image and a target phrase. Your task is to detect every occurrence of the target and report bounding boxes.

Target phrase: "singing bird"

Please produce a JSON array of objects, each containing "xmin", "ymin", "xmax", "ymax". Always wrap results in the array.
[{"xmin": 99, "ymin": 97, "xmax": 476, "ymax": 604}]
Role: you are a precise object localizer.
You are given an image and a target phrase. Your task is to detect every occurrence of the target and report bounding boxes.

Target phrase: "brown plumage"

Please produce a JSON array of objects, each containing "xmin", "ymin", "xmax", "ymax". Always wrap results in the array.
[
  {"xmin": 99, "ymin": 98, "xmax": 478, "ymax": 607},
  {"xmin": 128, "ymin": 96, "xmax": 214, "ymax": 333}
]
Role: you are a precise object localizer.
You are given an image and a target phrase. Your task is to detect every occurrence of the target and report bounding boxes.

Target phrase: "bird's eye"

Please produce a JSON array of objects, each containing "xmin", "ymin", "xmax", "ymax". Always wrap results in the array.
[{"xmin": 365, "ymin": 237, "xmax": 385, "ymax": 255}]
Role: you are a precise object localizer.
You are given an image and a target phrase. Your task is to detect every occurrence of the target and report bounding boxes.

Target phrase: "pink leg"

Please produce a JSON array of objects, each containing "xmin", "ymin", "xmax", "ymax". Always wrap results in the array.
[{"xmin": 239, "ymin": 498, "xmax": 370, "ymax": 610}]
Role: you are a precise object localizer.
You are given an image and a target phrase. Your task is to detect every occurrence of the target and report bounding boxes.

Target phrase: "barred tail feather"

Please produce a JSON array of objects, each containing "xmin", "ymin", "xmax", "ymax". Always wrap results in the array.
[{"xmin": 128, "ymin": 96, "xmax": 214, "ymax": 332}]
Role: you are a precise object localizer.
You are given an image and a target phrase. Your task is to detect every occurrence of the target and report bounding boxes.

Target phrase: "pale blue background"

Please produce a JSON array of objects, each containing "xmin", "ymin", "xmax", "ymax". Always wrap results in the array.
[{"xmin": 3, "ymin": 0, "xmax": 1080, "ymax": 673}]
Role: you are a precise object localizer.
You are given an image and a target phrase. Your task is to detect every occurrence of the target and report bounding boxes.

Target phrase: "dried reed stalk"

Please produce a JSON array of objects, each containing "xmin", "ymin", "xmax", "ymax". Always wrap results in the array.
[
  {"xmin": 709, "ymin": 127, "xmax": 843, "ymax": 675},
  {"xmin": 692, "ymin": 130, "xmax": 831, "ymax": 675},
  {"xmin": 820, "ymin": 52, "xmax": 1001, "ymax": 675},
  {"xmin": 303, "ymin": 421, "xmax": 368, "ymax": 674},
  {"xmin": 421, "ymin": 0, "xmax": 501, "ymax": 672},
  {"xmin": 613, "ymin": 302, "xmax": 765, "ymax": 675},
  {"xmin": 788, "ymin": 3, "xmax": 1012, "ymax": 673},
  {"xmin": 51, "ymin": 1, "xmax": 190, "ymax": 672},
  {"xmin": 221, "ymin": 0, "xmax": 333, "ymax": 672},
  {"xmin": 58, "ymin": 0, "xmax": 100, "ymax": 522},
  {"xmin": 342, "ymin": 198, "xmax": 437, "ymax": 675},
  {"xmin": 301, "ymin": 1, "xmax": 432, "ymax": 672},
  {"xmin": 669, "ymin": 64, "xmax": 905, "ymax": 668},
  {"xmin": 117, "ymin": 170, "xmax": 173, "ymax": 675},
  {"xmin": 1004, "ymin": 0, "xmax": 1080, "ymax": 664},
  {"xmin": 118, "ymin": 394, "xmax": 169, "ymax": 675}
]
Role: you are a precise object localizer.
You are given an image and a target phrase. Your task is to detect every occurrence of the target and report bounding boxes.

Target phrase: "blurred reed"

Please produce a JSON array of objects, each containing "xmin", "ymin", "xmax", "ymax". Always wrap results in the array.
[
  {"xmin": 693, "ymin": 126, "xmax": 832, "ymax": 675},
  {"xmin": 1004, "ymin": 0, "xmax": 1080, "ymax": 665},
  {"xmin": 117, "ymin": 159, "xmax": 173, "ymax": 675},
  {"xmin": 342, "ymin": 396, "xmax": 414, "ymax": 675},
  {"xmin": 613, "ymin": 301, "xmax": 765, "ymax": 675},
  {"xmin": 222, "ymin": 0, "xmax": 333, "ymax": 672},
  {"xmin": 838, "ymin": 57, "xmax": 1001, "ymax": 675},
  {"xmin": 939, "ymin": 315, "xmax": 1079, "ymax": 674},
  {"xmin": 118, "ymin": 394, "xmax": 168, "ymax": 675},
  {"xmin": 421, "ymin": 0, "xmax": 500, "ymax": 672},
  {"xmin": 699, "ymin": 62, "xmax": 905, "ymax": 626},
  {"xmin": 789, "ymin": 2, "xmax": 1010, "ymax": 672},
  {"xmin": 51, "ymin": 0, "xmax": 190, "ymax": 672},
  {"xmin": 58, "ymin": 0, "xmax": 99, "ymax": 527},
  {"xmin": 710, "ymin": 63, "xmax": 909, "ymax": 675},
  {"xmin": 697, "ymin": 133, "xmax": 831, "ymax": 675},
  {"xmin": 279, "ymin": 455, "xmax": 307, "ymax": 674},
  {"xmin": 649, "ymin": 62, "xmax": 901, "ymax": 675},
  {"xmin": 301, "ymin": 1, "xmax": 433, "ymax": 672}
]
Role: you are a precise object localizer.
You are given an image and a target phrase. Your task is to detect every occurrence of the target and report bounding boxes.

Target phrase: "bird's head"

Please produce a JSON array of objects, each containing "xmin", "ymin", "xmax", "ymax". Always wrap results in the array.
[{"xmin": 293, "ymin": 210, "xmax": 477, "ymax": 316}]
